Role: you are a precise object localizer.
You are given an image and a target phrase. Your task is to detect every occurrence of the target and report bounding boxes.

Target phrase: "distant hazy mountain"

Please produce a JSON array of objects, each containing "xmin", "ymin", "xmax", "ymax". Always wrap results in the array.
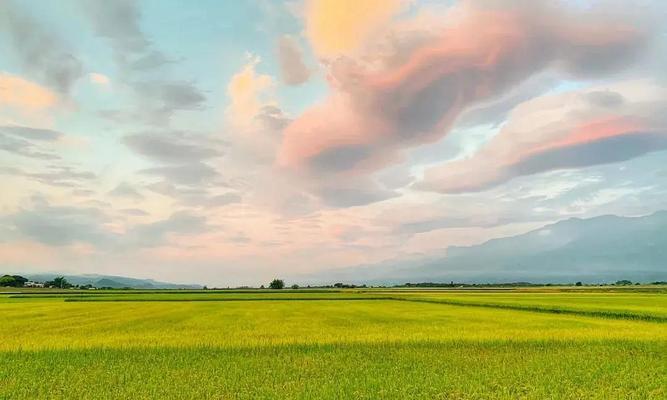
[
  {"xmin": 25, "ymin": 274, "xmax": 202, "ymax": 289},
  {"xmin": 307, "ymin": 211, "xmax": 667, "ymax": 284}
]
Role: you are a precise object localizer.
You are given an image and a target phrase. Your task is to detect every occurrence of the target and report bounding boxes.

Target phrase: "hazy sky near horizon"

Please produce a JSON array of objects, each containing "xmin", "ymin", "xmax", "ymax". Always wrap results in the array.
[{"xmin": 1, "ymin": 0, "xmax": 666, "ymax": 286}]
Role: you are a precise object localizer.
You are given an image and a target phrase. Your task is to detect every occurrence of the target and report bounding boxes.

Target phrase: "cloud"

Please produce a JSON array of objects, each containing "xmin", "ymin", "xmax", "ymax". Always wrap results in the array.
[
  {"xmin": 226, "ymin": 56, "xmax": 274, "ymax": 128},
  {"xmin": 0, "ymin": 131, "xmax": 61, "ymax": 161},
  {"xmin": 3, "ymin": 165, "xmax": 96, "ymax": 188},
  {"xmin": 5, "ymin": 204, "xmax": 111, "ymax": 246},
  {"xmin": 304, "ymin": 0, "xmax": 406, "ymax": 58},
  {"xmin": 0, "ymin": 73, "xmax": 58, "ymax": 111},
  {"xmin": 4, "ymin": 202, "xmax": 208, "ymax": 250},
  {"xmin": 317, "ymin": 179, "xmax": 399, "ymax": 208},
  {"xmin": 101, "ymin": 81, "xmax": 206, "ymax": 125},
  {"xmin": 98, "ymin": 81, "xmax": 206, "ymax": 126},
  {"xmin": 77, "ymin": 0, "xmax": 169, "ymax": 71},
  {"xmin": 119, "ymin": 208, "xmax": 150, "ymax": 217},
  {"xmin": 202, "ymin": 193, "xmax": 242, "ymax": 208},
  {"xmin": 277, "ymin": 35, "xmax": 310, "ymax": 85},
  {"xmin": 145, "ymin": 181, "xmax": 207, "ymax": 198},
  {"xmin": 224, "ymin": 107, "xmax": 291, "ymax": 175},
  {"xmin": 454, "ymin": 74, "xmax": 557, "ymax": 129},
  {"xmin": 143, "ymin": 180, "xmax": 238, "ymax": 209},
  {"xmin": 108, "ymin": 182, "xmax": 144, "ymax": 200},
  {"xmin": 89, "ymin": 73, "xmax": 110, "ymax": 86},
  {"xmin": 123, "ymin": 131, "xmax": 223, "ymax": 164},
  {"xmin": 125, "ymin": 212, "xmax": 209, "ymax": 248},
  {"xmin": 133, "ymin": 81, "xmax": 206, "ymax": 112},
  {"xmin": 139, "ymin": 163, "xmax": 219, "ymax": 185},
  {"xmin": 0, "ymin": 2, "xmax": 83, "ymax": 94},
  {"xmin": 0, "ymin": 125, "xmax": 64, "ymax": 160},
  {"xmin": 72, "ymin": 189, "xmax": 95, "ymax": 197},
  {"xmin": 78, "ymin": 0, "xmax": 205, "ymax": 124},
  {"xmin": 123, "ymin": 131, "xmax": 226, "ymax": 197},
  {"xmin": 418, "ymin": 80, "xmax": 667, "ymax": 193},
  {"xmin": 0, "ymin": 125, "xmax": 64, "ymax": 141},
  {"xmin": 278, "ymin": 0, "xmax": 650, "ymax": 182}
]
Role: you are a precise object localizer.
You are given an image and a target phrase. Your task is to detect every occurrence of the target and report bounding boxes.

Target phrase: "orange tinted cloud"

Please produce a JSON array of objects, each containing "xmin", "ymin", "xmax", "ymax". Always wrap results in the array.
[
  {"xmin": 89, "ymin": 72, "xmax": 110, "ymax": 86},
  {"xmin": 0, "ymin": 72, "xmax": 58, "ymax": 110},
  {"xmin": 305, "ymin": 0, "xmax": 405, "ymax": 58},
  {"xmin": 226, "ymin": 56, "xmax": 273, "ymax": 128}
]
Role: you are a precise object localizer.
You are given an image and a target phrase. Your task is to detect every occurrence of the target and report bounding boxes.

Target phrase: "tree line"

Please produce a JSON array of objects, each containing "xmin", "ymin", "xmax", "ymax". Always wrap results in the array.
[{"xmin": 0, "ymin": 275, "xmax": 73, "ymax": 288}]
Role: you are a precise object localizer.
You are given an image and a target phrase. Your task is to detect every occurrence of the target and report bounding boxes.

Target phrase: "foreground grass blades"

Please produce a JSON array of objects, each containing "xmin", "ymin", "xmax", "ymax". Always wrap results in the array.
[{"xmin": 2, "ymin": 341, "xmax": 665, "ymax": 400}]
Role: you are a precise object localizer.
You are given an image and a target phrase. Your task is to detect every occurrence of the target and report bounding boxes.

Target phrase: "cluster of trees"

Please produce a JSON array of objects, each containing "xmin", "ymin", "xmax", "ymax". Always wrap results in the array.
[
  {"xmin": 396, "ymin": 281, "xmax": 539, "ymax": 288},
  {"xmin": 333, "ymin": 283, "xmax": 366, "ymax": 289},
  {"xmin": 269, "ymin": 279, "xmax": 285, "ymax": 289},
  {"xmin": 44, "ymin": 276, "xmax": 72, "ymax": 289},
  {"xmin": 400, "ymin": 281, "xmax": 460, "ymax": 288},
  {"xmin": 0, "ymin": 275, "xmax": 28, "ymax": 287},
  {"xmin": 265, "ymin": 280, "xmax": 369, "ymax": 290},
  {"xmin": 0, "ymin": 275, "xmax": 75, "ymax": 289}
]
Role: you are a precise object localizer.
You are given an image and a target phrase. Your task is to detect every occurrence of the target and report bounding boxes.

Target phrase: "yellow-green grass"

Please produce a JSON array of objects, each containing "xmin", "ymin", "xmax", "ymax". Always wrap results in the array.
[
  {"xmin": 1, "ymin": 291, "xmax": 665, "ymax": 399},
  {"xmin": 380, "ymin": 291, "xmax": 667, "ymax": 321},
  {"xmin": 5, "ymin": 287, "xmax": 665, "ymax": 322},
  {"xmin": 3, "ymin": 341, "xmax": 664, "ymax": 400}
]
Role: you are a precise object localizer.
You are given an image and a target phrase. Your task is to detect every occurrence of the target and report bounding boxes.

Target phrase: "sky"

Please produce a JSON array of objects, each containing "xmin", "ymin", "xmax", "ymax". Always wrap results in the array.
[{"xmin": 1, "ymin": 0, "xmax": 666, "ymax": 286}]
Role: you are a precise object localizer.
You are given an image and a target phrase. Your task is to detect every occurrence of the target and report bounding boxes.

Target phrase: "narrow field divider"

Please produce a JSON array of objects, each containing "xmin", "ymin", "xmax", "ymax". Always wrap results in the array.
[{"xmin": 62, "ymin": 297, "xmax": 392, "ymax": 302}]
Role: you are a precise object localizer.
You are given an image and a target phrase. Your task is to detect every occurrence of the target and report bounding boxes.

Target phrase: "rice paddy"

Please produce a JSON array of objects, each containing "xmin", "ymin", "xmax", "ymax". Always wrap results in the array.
[{"xmin": 1, "ymin": 287, "xmax": 665, "ymax": 399}]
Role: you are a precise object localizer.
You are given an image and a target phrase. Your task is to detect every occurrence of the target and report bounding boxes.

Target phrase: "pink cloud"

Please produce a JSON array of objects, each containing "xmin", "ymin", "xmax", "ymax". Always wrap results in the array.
[
  {"xmin": 278, "ymin": 0, "xmax": 648, "ymax": 182},
  {"xmin": 419, "ymin": 81, "xmax": 667, "ymax": 193},
  {"xmin": 519, "ymin": 117, "xmax": 649, "ymax": 163}
]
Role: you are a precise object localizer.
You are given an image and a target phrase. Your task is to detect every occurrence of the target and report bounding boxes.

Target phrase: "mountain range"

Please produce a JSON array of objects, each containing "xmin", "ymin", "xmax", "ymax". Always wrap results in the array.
[
  {"xmin": 25, "ymin": 274, "xmax": 202, "ymax": 289},
  {"xmin": 305, "ymin": 211, "xmax": 667, "ymax": 284}
]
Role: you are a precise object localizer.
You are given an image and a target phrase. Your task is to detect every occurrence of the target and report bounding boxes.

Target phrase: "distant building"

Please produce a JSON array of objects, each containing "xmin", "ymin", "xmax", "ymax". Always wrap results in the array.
[{"xmin": 24, "ymin": 281, "xmax": 44, "ymax": 288}]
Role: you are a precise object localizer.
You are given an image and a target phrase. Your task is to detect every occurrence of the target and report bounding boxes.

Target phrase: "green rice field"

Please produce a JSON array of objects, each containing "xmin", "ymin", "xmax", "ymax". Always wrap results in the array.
[{"xmin": 1, "ymin": 287, "xmax": 665, "ymax": 399}]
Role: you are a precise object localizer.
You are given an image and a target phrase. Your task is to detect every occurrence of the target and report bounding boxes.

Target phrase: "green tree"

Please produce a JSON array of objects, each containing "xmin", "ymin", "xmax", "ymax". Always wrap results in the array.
[
  {"xmin": 269, "ymin": 279, "xmax": 285, "ymax": 290},
  {"xmin": 0, "ymin": 275, "xmax": 28, "ymax": 287},
  {"xmin": 575, "ymin": 281, "xmax": 583, "ymax": 286},
  {"xmin": 290, "ymin": 284, "xmax": 299, "ymax": 289},
  {"xmin": 0, "ymin": 275, "xmax": 17, "ymax": 287},
  {"xmin": 46, "ymin": 276, "xmax": 71, "ymax": 289}
]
